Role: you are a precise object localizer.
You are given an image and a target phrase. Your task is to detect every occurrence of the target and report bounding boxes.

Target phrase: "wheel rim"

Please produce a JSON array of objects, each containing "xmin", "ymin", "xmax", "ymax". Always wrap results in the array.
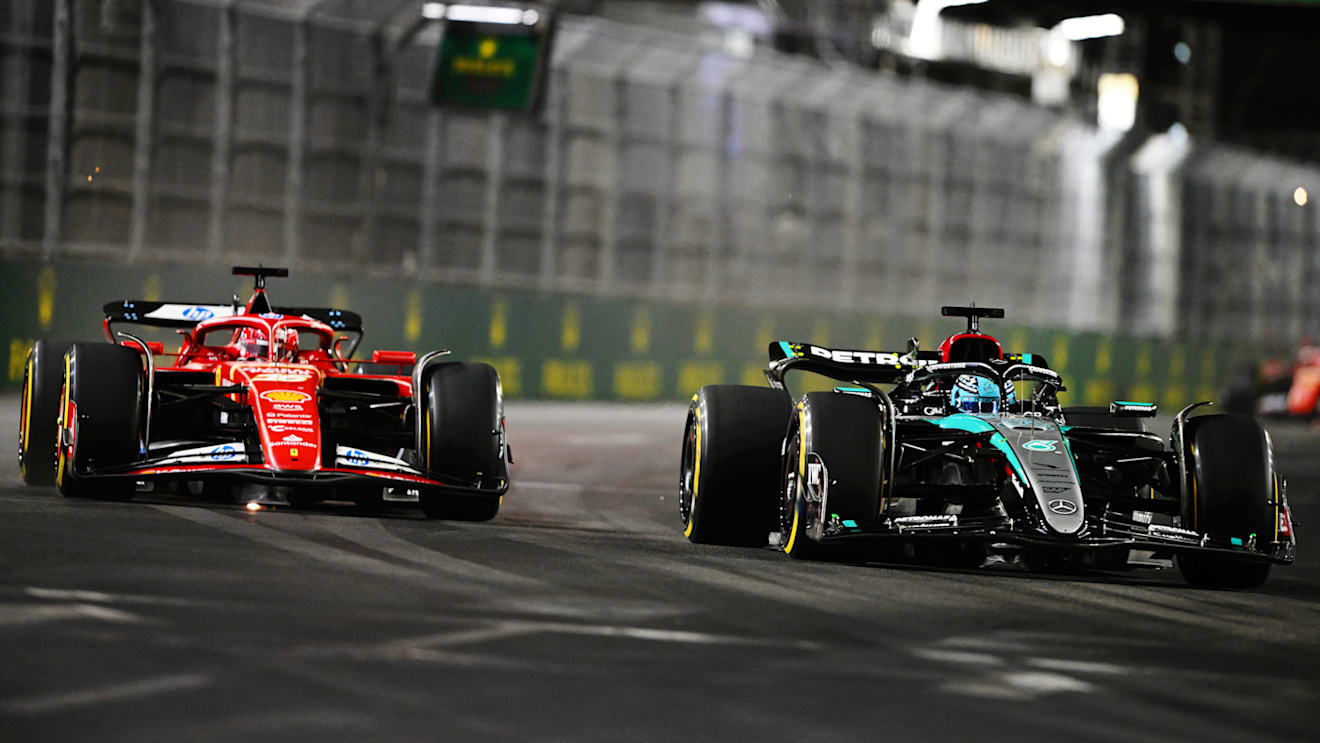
[
  {"xmin": 679, "ymin": 416, "xmax": 697, "ymax": 527},
  {"xmin": 779, "ymin": 428, "xmax": 799, "ymax": 545}
]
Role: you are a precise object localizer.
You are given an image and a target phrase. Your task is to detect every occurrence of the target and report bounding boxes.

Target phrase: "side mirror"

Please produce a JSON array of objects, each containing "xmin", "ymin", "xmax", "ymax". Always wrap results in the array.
[
  {"xmin": 1110, "ymin": 401, "xmax": 1157, "ymax": 418},
  {"xmin": 372, "ymin": 350, "xmax": 417, "ymax": 365}
]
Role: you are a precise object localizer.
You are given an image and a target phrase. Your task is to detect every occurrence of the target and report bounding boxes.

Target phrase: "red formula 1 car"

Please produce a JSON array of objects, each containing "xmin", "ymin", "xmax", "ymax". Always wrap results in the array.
[{"xmin": 17, "ymin": 266, "xmax": 509, "ymax": 520}]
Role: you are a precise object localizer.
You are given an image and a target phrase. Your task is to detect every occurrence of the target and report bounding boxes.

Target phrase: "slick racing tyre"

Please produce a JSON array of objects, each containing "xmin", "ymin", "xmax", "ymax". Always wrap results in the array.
[
  {"xmin": 418, "ymin": 362, "xmax": 505, "ymax": 521},
  {"xmin": 18, "ymin": 339, "xmax": 73, "ymax": 486},
  {"xmin": 781, "ymin": 391, "xmax": 885, "ymax": 561},
  {"xmin": 681, "ymin": 385, "xmax": 792, "ymax": 546},
  {"xmin": 1063, "ymin": 406, "xmax": 1146, "ymax": 433},
  {"xmin": 1176, "ymin": 414, "xmax": 1275, "ymax": 589},
  {"xmin": 57, "ymin": 344, "xmax": 143, "ymax": 501}
]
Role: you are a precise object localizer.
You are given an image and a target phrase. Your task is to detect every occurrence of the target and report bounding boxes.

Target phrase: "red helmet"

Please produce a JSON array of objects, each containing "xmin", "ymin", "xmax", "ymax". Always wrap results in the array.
[
  {"xmin": 237, "ymin": 327, "xmax": 269, "ymax": 360},
  {"xmin": 274, "ymin": 326, "xmax": 299, "ymax": 362}
]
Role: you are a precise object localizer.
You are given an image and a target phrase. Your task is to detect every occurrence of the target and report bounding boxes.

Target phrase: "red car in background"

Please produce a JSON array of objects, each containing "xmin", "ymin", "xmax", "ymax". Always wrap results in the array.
[
  {"xmin": 18, "ymin": 266, "xmax": 509, "ymax": 520},
  {"xmin": 1227, "ymin": 338, "xmax": 1320, "ymax": 420}
]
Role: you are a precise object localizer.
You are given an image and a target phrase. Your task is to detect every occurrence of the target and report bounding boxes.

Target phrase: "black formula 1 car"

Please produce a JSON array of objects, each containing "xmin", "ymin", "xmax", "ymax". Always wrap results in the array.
[
  {"xmin": 18, "ymin": 266, "xmax": 509, "ymax": 520},
  {"xmin": 680, "ymin": 306, "xmax": 1296, "ymax": 589}
]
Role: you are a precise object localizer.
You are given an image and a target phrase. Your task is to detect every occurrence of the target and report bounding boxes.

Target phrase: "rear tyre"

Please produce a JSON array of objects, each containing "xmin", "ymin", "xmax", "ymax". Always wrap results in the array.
[
  {"xmin": 1063, "ymin": 406, "xmax": 1147, "ymax": 433},
  {"xmin": 1176, "ymin": 414, "xmax": 1274, "ymax": 589},
  {"xmin": 680, "ymin": 385, "xmax": 792, "ymax": 546},
  {"xmin": 781, "ymin": 392, "xmax": 885, "ymax": 560},
  {"xmin": 419, "ymin": 362, "xmax": 505, "ymax": 521},
  {"xmin": 18, "ymin": 340, "xmax": 73, "ymax": 486},
  {"xmin": 56, "ymin": 344, "xmax": 143, "ymax": 501}
]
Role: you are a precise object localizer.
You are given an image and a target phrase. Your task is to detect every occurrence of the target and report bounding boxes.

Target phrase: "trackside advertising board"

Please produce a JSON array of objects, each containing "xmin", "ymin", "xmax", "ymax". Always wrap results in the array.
[{"xmin": 1, "ymin": 258, "xmax": 1246, "ymax": 407}]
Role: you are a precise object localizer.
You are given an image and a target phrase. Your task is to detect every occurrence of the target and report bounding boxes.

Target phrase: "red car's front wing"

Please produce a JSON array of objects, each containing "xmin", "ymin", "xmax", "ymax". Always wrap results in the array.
[{"xmin": 70, "ymin": 461, "xmax": 509, "ymax": 498}]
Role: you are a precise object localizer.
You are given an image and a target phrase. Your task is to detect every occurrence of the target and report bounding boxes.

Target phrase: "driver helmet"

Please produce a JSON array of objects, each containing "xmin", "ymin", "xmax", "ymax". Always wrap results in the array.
[
  {"xmin": 236, "ymin": 327, "xmax": 269, "ymax": 360},
  {"xmin": 274, "ymin": 325, "xmax": 299, "ymax": 362},
  {"xmin": 950, "ymin": 375, "xmax": 1016, "ymax": 414}
]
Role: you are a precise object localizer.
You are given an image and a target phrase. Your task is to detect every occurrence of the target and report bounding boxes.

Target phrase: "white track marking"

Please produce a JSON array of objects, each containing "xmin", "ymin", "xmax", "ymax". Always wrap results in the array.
[
  {"xmin": 149, "ymin": 505, "xmax": 434, "ymax": 583},
  {"xmin": 940, "ymin": 671, "xmax": 1095, "ymax": 701},
  {"xmin": 328, "ymin": 519, "xmax": 544, "ymax": 588},
  {"xmin": 1026, "ymin": 657, "xmax": 1130, "ymax": 675},
  {"xmin": 2, "ymin": 673, "xmax": 210, "ymax": 715},
  {"xmin": 0, "ymin": 603, "xmax": 142, "ymax": 627},
  {"xmin": 911, "ymin": 649, "xmax": 1004, "ymax": 666},
  {"xmin": 407, "ymin": 619, "xmax": 820, "ymax": 649},
  {"xmin": 24, "ymin": 587, "xmax": 114, "ymax": 602}
]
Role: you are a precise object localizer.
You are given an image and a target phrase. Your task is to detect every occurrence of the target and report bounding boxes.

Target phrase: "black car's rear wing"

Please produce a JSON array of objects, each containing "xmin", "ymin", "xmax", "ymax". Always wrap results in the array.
[{"xmin": 765, "ymin": 341, "xmax": 935, "ymax": 387}]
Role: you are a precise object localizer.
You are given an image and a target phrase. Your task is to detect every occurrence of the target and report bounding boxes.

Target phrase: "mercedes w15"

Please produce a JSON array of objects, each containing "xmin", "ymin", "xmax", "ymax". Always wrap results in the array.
[{"xmin": 680, "ymin": 306, "xmax": 1295, "ymax": 589}]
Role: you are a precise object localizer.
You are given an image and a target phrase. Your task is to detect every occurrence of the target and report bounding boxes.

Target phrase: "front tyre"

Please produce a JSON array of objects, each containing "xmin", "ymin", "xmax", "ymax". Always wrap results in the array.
[
  {"xmin": 1176, "ymin": 414, "xmax": 1275, "ymax": 589},
  {"xmin": 781, "ymin": 392, "xmax": 886, "ymax": 560},
  {"xmin": 418, "ymin": 362, "xmax": 505, "ymax": 521},
  {"xmin": 56, "ymin": 344, "xmax": 143, "ymax": 501},
  {"xmin": 680, "ymin": 385, "xmax": 792, "ymax": 546},
  {"xmin": 18, "ymin": 339, "xmax": 73, "ymax": 486}
]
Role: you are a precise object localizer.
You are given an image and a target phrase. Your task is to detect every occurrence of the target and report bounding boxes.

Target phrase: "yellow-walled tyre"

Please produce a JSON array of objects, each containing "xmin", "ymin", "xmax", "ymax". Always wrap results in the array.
[
  {"xmin": 418, "ymin": 361, "xmax": 505, "ymax": 521},
  {"xmin": 1177, "ymin": 414, "xmax": 1275, "ymax": 589},
  {"xmin": 781, "ymin": 392, "xmax": 885, "ymax": 561},
  {"xmin": 18, "ymin": 340, "xmax": 73, "ymax": 486},
  {"xmin": 56, "ymin": 344, "xmax": 142, "ymax": 501},
  {"xmin": 680, "ymin": 385, "xmax": 791, "ymax": 546}
]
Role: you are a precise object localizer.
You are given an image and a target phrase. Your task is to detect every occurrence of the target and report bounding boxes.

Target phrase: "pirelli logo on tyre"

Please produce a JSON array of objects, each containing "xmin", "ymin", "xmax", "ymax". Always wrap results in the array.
[{"xmin": 260, "ymin": 389, "xmax": 311, "ymax": 404}]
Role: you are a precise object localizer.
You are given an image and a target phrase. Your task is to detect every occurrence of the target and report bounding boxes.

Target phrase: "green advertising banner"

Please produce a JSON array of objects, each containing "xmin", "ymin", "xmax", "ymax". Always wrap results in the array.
[
  {"xmin": 0, "ymin": 258, "xmax": 1245, "ymax": 412},
  {"xmin": 431, "ymin": 21, "xmax": 547, "ymax": 111}
]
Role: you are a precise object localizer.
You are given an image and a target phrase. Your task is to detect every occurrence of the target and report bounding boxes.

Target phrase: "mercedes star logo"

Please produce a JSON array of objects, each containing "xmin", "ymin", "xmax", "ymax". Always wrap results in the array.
[{"xmin": 1048, "ymin": 499, "xmax": 1077, "ymax": 515}]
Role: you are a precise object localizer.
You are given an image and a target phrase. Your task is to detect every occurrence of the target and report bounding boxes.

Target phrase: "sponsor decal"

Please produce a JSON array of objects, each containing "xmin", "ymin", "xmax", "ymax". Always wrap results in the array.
[
  {"xmin": 253, "ymin": 372, "xmax": 313, "ymax": 383},
  {"xmin": 282, "ymin": 434, "xmax": 304, "ymax": 442},
  {"xmin": 182, "ymin": 306, "xmax": 215, "ymax": 321},
  {"xmin": 260, "ymin": 313, "xmax": 284, "ymax": 319},
  {"xmin": 208, "ymin": 443, "xmax": 238, "ymax": 461},
  {"xmin": 1047, "ymin": 498, "xmax": 1077, "ymax": 515},
  {"xmin": 261, "ymin": 389, "xmax": 311, "ymax": 404},
  {"xmin": 344, "ymin": 448, "xmax": 370, "ymax": 467},
  {"xmin": 272, "ymin": 403, "xmax": 306, "ymax": 412},
  {"xmin": 792, "ymin": 344, "xmax": 915, "ymax": 367},
  {"xmin": 1022, "ymin": 439, "xmax": 1058, "ymax": 452},
  {"xmin": 267, "ymin": 424, "xmax": 315, "ymax": 433}
]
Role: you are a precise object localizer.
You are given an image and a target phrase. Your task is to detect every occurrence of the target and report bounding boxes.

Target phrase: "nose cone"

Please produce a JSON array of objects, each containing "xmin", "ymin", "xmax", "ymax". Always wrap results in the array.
[
  {"xmin": 994, "ymin": 419, "xmax": 1085, "ymax": 535},
  {"xmin": 227, "ymin": 363, "xmax": 323, "ymax": 471}
]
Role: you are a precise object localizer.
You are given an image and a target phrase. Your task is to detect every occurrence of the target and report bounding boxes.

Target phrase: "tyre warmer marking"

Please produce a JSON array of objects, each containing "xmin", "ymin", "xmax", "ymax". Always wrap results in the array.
[
  {"xmin": 56, "ymin": 353, "xmax": 71, "ymax": 488},
  {"xmin": 1273, "ymin": 473, "xmax": 1280, "ymax": 542},
  {"xmin": 683, "ymin": 404, "xmax": 702, "ymax": 539},
  {"xmin": 785, "ymin": 403, "xmax": 807, "ymax": 555},
  {"xmin": 1191, "ymin": 444, "xmax": 1199, "ymax": 530},
  {"xmin": 19, "ymin": 355, "xmax": 33, "ymax": 476}
]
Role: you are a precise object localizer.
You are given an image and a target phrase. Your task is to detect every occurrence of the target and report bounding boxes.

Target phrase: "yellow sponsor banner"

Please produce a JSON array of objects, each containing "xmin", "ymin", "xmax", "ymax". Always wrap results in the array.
[
  {"xmin": 1082, "ymin": 379, "xmax": 1114, "ymax": 407},
  {"xmin": 475, "ymin": 356, "xmax": 522, "ymax": 397},
  {"xmin": 542, "ymin": 359, "xmax": 593, "ymax": 398},
  {"xmin": 741, "ymin": 363, "xmax": 766, "ymax": 387},
  {"xmin": 9, "ymin": 338, "xmax": 33, "ymax": 383},
  {"xmin": 614, "ymin": 361, "xmax": 661, "ymax": 400},
  {"xmin": 677, "ymin": 361, "xmax": 724, "ymax": 396}
]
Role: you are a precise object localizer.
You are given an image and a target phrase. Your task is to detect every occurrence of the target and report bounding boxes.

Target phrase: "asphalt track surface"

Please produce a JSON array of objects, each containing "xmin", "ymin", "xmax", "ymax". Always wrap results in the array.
[{"xmin": 2, "ymin": 397, "xmax": 1317, "ymax": 742}]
